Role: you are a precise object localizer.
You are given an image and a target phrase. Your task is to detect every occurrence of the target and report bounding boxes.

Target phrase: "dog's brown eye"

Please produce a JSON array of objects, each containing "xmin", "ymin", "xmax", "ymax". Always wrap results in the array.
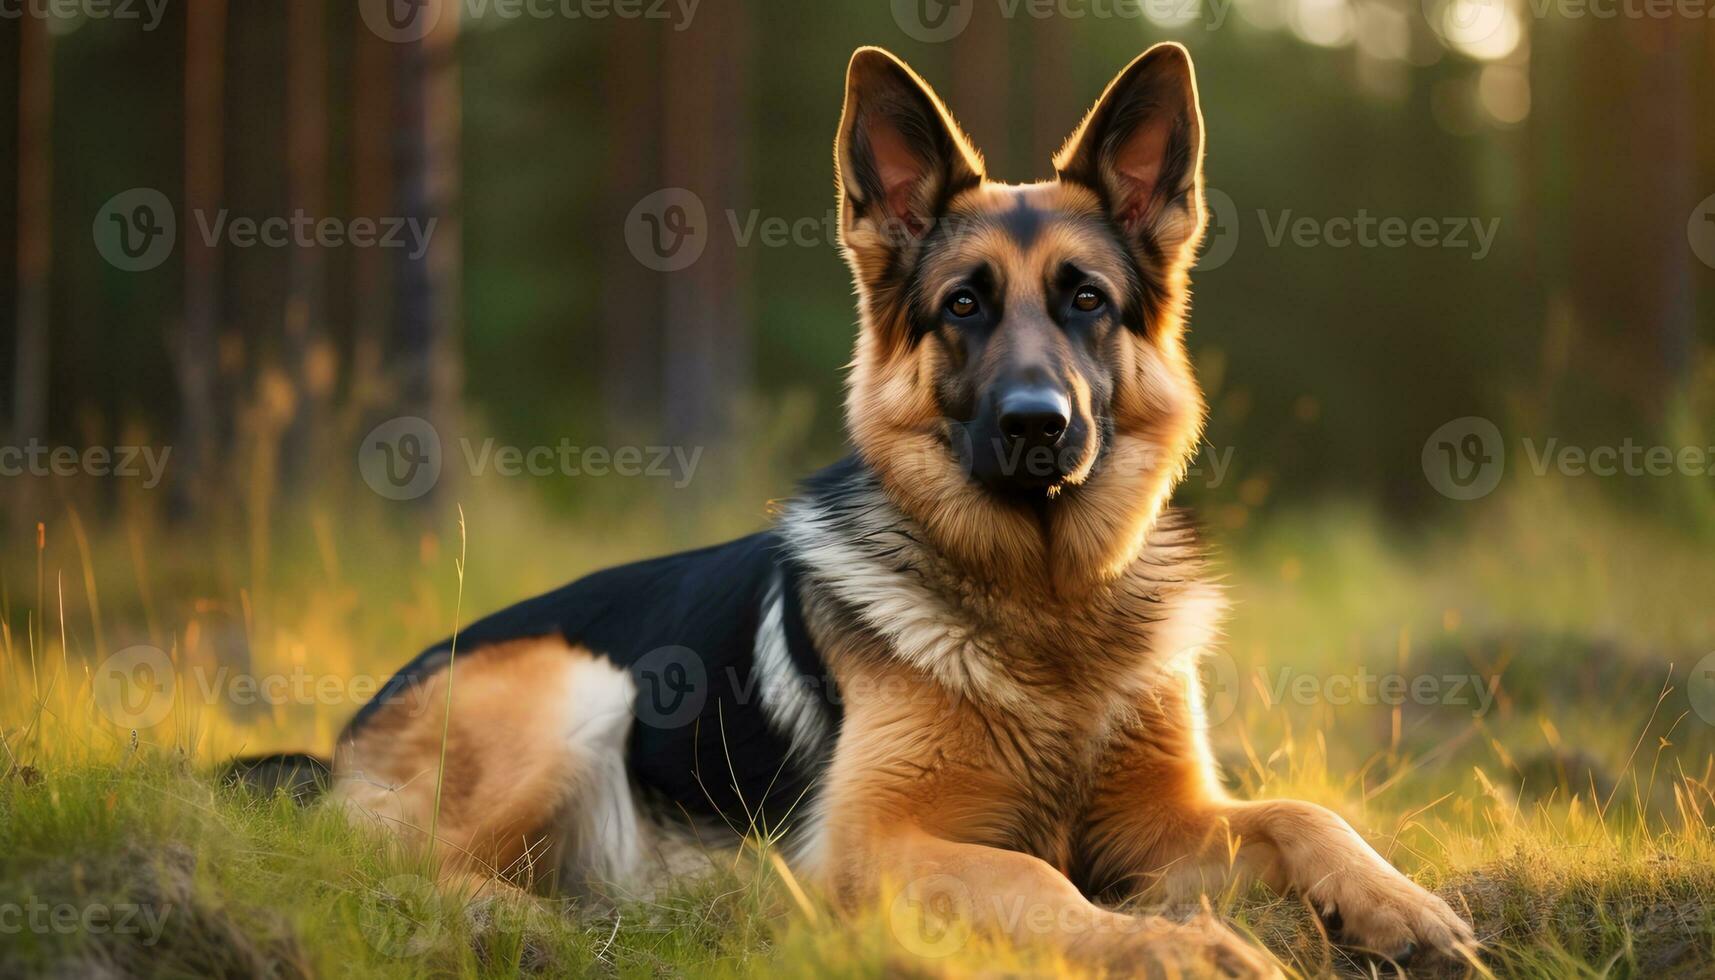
[
  {"xmin": 1073, "ymin": 287, "xmax": 1104, "ymax": 313},
  {"xmin": 946, "ymin": 291, "xmax": 979, "ymax": 318}
]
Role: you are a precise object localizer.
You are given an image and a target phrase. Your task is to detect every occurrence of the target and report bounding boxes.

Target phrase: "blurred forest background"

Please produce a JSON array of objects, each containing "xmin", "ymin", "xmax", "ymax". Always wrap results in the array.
[
  {"xmin": 0, "ymin": 0, "xmax": 1710, "ymax": 542},
  {"xmin": 1, "ymin": 0, "xmax": 1714, "ymax": 749}
]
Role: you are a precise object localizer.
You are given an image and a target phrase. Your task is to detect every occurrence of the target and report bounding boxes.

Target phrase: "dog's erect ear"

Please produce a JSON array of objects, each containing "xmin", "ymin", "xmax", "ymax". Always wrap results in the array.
[
  {"xmin": 835, "ymin": 47, "xmax": 984, "ymax": 262},
  {"xmin": 1054, "ymin": 43, "xmax": 1206, "ymax": 265}
]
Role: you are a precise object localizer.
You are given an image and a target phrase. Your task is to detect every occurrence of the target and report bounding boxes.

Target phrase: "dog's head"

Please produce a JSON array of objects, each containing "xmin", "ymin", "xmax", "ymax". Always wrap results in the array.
[{"xmin": 834, "ymin": 44, "xmax": 1209, "ymax": 590}]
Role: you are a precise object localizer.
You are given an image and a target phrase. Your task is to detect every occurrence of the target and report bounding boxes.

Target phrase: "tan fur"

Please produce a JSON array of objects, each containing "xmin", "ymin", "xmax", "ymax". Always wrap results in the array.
[
  {"xmin": 1077, "ymin": 677, "xmax": 1472, "ymax": 956},
  {"xmin": 331, "ymin": 638, "xmax": 631, "ymax": 887},
  {"xmin": 843, "ymin": 180, "xmax": 1206, "ymax": 596},
  {"xmin": 811, "ymin": 44, "xmax": 1475, "ymax": 975},
  {"xmin": 815, "ymin": 654, "xmax": 1276, "ymax": 977}
]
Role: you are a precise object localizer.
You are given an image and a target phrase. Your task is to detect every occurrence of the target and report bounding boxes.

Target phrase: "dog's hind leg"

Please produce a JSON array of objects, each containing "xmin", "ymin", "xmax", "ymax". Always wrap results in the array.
[{"xmin": 329, "ymin": 637, "xmax": 645, "ymax": 894}]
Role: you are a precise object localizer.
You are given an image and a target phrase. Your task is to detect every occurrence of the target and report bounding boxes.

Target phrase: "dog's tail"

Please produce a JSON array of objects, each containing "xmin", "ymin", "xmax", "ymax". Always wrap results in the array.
[{"xmin": 221, "ymin": 752, "xmax": 332, "ymax": 805}]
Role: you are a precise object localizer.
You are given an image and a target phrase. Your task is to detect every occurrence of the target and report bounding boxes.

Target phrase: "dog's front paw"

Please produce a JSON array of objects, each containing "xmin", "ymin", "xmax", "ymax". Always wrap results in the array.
[{"xmin": 1306, "ymin": 865, "xmax": 1475, "ymax": 964}]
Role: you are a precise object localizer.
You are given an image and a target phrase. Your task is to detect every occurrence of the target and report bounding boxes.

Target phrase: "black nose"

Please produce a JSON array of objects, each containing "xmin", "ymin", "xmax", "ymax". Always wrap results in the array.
[{"xmin": 997, "ymin": 388, "xmax": 1071, "ymax": 448}]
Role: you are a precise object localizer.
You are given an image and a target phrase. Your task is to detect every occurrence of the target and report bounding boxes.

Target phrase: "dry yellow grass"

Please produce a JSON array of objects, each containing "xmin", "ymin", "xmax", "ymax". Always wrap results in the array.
[{"xmin": 2, "ymin": 474, "xmax": 1712, "ymax": 977}]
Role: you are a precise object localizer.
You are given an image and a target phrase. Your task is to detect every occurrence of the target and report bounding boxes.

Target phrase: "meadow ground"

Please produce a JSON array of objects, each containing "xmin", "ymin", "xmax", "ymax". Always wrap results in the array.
[{"xmin": 2, "ymin": 475, "xmax": 1713, "ymax": 978}]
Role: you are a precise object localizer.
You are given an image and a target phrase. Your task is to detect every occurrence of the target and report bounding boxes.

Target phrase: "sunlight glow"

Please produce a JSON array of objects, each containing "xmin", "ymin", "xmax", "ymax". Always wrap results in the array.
[
  {"xmin": 1354, "ymin": 1, "xmax": 1412, "ymax": 61},
  {"xmin": 1434, "ymin": 0, "xmax": 1524, "ymax": 61},
  {"xmin": 1478, "ymin": 63, "xmax": 1532, "ymax": 124},
  {"xmin": 1290, "ymin": 0, "xmax": 1357, "ymax": 48}
]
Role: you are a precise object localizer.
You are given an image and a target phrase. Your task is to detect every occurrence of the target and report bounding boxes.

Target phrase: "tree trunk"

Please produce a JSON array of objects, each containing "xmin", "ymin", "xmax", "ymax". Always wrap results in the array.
[
  {"xmin": 600, "ymin": 19, "xmax": 661, "ymax": 440},
  {"xmin": 394, "ymin": 0, "xmax": 463, "ymax": 501},
  {"xmin": 950, "ymin": 3, "xmax": 1011, "ymax": 178},
  {"xmin": 174, "ymin": 0, "xmax": 227, "ymax": 520},
  {"xmin": 659, "ymin": 6, "xmax": 750, "ymax": 489},
  {"xmin": 1027, "ymin": 12, "xmax": 1075, "ymax": 169},
  {"xmin": 283, "ymin": 0, "xmax": 332, "ymax": 489},
  {"xmin": 1564, "ymin": 19, "xmax": 1696, "ymax": 421},
  {"xmin": 11, "ymin": 9, "xmax": 52, "ymax": 535},
  {"xmin": 349, "ymin": 12, "xmax": 395, "ymax": 423},
  {"xmin": 1644, "ymin": 22, "xmax": 1693, "ymax": 393}
]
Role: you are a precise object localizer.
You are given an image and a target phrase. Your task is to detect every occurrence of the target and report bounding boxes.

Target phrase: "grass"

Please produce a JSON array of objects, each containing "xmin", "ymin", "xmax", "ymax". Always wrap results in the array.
[{"xmin": 2, "ymin": 472, "xmax": 1713, "ymax": 978}]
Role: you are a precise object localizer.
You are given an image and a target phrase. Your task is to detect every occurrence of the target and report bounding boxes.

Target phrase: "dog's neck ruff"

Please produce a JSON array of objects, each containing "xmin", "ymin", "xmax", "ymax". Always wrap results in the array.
[{"xmin": 777, "ymin": 460, "xmax": 1224, "ymax": 710}]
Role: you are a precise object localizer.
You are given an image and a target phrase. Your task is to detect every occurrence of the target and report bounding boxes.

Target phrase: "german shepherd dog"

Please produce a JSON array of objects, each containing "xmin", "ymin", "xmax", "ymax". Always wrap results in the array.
[{"xmin": 249, "ymin": 44, "xmax": 1475, "ymax": 976}]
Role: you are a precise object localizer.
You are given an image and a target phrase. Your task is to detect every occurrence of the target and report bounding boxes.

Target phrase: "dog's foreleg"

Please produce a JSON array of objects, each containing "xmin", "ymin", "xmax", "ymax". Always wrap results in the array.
[
  {"xmin": 817, "ymin": 658, "xmax": 1279, "ymax": 978},
  {"xmin": 836, "ymin": 824, "xmax": 1279, "ymax": 978},
  {"xmin": 1080, "ymin": 679, "xmax": 1475, "ymax": 963}
]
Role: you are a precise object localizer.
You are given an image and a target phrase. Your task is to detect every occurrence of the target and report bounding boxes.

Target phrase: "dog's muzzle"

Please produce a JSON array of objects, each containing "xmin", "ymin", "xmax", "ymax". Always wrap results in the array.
[{"xmin": 960, "ymin": 383, "xmax": 1092, "ymax": 494}]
